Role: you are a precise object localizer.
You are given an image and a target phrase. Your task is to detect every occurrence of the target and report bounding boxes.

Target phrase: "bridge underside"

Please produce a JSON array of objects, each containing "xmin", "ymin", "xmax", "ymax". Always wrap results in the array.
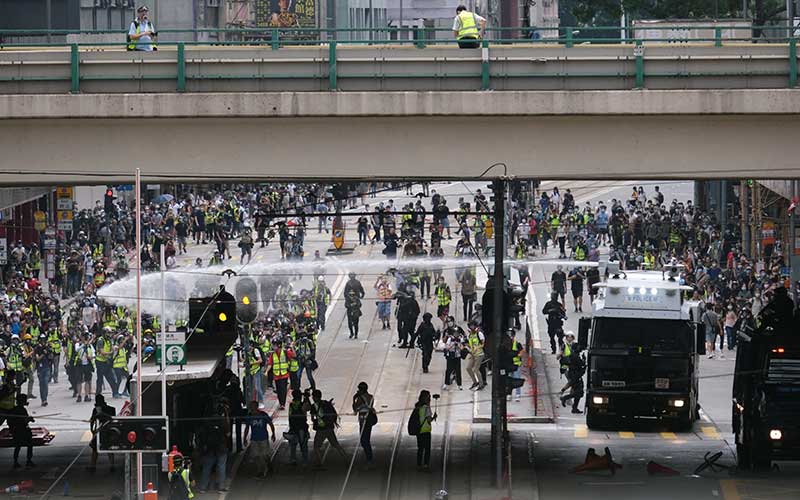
[{"xmin": 0, "ymin": 91, "xmax": 798, "ymax": 184}]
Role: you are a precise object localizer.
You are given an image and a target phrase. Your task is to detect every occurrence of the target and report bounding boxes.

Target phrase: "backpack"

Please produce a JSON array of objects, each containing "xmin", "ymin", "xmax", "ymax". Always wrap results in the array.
[
  {"xmin": 168, "ymin": 470, "xmax": 190, "ymax": 500},
  {"xmin": 320, "ymin": 399, "xmax": 339, "ymax": 429},
  {"xmin": 407, "ymin": 404, "xmax": 421, "ymax": 436}
]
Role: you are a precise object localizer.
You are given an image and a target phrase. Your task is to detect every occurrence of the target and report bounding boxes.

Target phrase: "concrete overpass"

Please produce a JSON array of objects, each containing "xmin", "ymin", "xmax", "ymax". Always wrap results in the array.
[{"xmin": 1, "ymin": 43, "xmax": 800, "ymax": 183}]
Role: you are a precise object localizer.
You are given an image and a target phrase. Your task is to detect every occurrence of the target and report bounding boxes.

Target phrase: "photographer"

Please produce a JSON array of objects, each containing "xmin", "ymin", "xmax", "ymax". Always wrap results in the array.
[
  {"xmin": 33, "ymin": 334, "xmax": 53, "ymax": 407},
  {"xmin": 287, "ymin": 389, "xmax": 311, "ymax": 466},
  {"xmin": 127, "ymin": 6, "xmax": 157, "ymax": 52}
]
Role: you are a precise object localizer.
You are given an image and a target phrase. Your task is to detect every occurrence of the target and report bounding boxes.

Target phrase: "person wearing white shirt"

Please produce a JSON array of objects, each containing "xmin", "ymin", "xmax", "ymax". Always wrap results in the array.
[{"xmin": 128, "ymin": 6, "xmax": 157, "ymax": 52}]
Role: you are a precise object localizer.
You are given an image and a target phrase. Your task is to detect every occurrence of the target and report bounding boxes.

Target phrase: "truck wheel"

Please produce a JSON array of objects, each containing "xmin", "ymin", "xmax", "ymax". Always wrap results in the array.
[
  {"xmin": 747, "ymin": 428, "xmax": 771, "ymax": 471},
  {"xmin": 670, "ymin": 414, "xmax": 693, "ymax": 433}
]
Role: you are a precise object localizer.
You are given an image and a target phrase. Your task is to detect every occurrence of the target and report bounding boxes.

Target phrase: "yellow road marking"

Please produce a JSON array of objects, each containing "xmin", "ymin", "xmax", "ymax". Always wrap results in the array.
[
  {"xmin": 81, "ymin": 430, "xmax": 93, "ymax": 442},
  {"xmin": 376, "ymin": 423, "xmax": 396, "ymax": 435},
  {"xmin": 660, "ymin": 432, "xmax": 677, "ymax": 440},
  {"xmin": 702, "ymin": 426, "xmax": 721, "ymax": 439},
  {"xmin": 618, "ymin": 431, "xmax": 635, "ymax": 439},
  {"xmin": 574, "ymin": 424, "xmax": 588, "ymax": 438},
  {"xmin": 719, "ymin": 479, "xmax": 741, "ymax": 500}
]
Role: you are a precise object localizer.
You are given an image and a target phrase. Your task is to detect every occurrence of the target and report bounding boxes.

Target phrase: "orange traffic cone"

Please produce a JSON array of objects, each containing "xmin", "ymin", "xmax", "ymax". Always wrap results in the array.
[
  {"xmin": 4, "ymin": 480, "xmax": 33, "ymax": 493},
  {"xmin": 571, "ymin": 447, "xmax": 623, "ymax": 475},
  {"xmin": 143, "ymin": 482, "xmax": 157, "ymax": 500},
  {"xmin": 647, "ymin": 460, "xmax": 680, "ymax": 475}
]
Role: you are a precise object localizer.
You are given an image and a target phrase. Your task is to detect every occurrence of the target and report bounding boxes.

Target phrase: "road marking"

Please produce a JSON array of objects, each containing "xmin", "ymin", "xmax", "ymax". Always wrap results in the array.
[
  {"xmin": 702, "ymin": 426, "xmax": 721, "ymax": 439},
  {"xmin": 526, "ymin": 264, "xmax": 540, "ymax": 349},
  {"xmin": 618, "ymin": 431, "xmax": 635, "ymax": 439},
  {"xmin": 453, "ymin": 422, "xmax": 472, "ymax": 437},
  {"xmin": 699, "ymin": 408, "xmax": 712, "ymax": 423},
  {"xmin": 660, "ymin": 432, "xmax": 677, "ymax": 440},
  {"xmin": 376, "ymin": 422, "xmax": 396, "ymax": 435},
  {"xmin": 574, "ymin": 424, "xmax": 588, "ymax": 438},
  {"xmin": 81, "ymin": 430, "xmax": 92, "ymax": 442},
  {"xmin": 719, "ymin": 480, "xmax": 741, "ymax": 500},
  {"xmin": 583, "ymin": 482, "xmax": 645, "ymax": 486}
]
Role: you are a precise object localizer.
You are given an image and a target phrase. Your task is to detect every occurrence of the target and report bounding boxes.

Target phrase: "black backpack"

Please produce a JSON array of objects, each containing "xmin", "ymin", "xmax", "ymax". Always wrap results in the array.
[
  {"xmin": 168, "ymin": 470, "xmax": 189, "ymax": 500},
  {"xmin": 407, "ymin": 404, "xmax": 421, "ymax": 436},
  {"xmin": 320, "ymin": 399, "xmax": 339, "ymax": 429}
]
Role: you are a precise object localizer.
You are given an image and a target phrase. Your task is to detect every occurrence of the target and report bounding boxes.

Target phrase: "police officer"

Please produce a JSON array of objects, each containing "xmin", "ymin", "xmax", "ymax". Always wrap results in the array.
[
  {"xmin": 542, "ymin": 292, "xmax": 566, "ymax": 354},
  {"xmin": 8, "ymin": 393, "xmax": 35, "ymax": 469},
  {"xmin": 415, "ymin": 313, "xmax": 437, "ymax": 374},
  {"xmin": 345, "ymin": 290, "xmax": 363, "ymax": 340},
  {"xmin": 396, "ymin": 288, "xmax": 420, "ymax": 348},
  {"xmin": 560, "ymin": 350, "xmax": 586, "ymax": 414}
]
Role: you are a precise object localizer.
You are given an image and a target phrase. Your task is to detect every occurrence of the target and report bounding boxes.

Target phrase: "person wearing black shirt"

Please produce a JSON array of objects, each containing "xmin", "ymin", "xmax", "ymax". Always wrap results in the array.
[
  {"xmin": 89, "ymin": 394, "xmax": 116, "ymax": 473},
  {"xmin": 415, "ymin": 313, "xmax": 438, "ymax": 373},
  {"xmin": 8, "ymin": 393, "xmax": 35, "ymax": 468},
  {"xmin": 542, "ymin": 293, "xmax": 566, "ymax": 354},
  {"xmin": 568, "ymin": 267, "xmax": 585, "ymax": 313},
  {"xmin": 33, "ymin": 334, "xmax": 53, "ymax": 407},
  {"xmin": 550, "ymin": 265, "xmax": 567, "ymax": 307}
]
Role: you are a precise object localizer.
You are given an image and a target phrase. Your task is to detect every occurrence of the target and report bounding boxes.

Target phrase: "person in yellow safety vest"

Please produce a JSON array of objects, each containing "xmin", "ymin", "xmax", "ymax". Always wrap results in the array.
[
  {"xmin": 127, "ymin": 6, "xmax": 157, "ymax": 52},
  {"xmin": 669, "ymin": 228, "xmax": 681, "ymax": 250},
  {"xmin": 93, "ymin": 269, "xmax": 106, "ymax": 288},
  {"xmin": 643, "ymin": 249, "xmax": 656, "ymax": 270},
  {"xmin": 434, "ymin": 277, "xmax": 452, "ymax": 320},
  {"xmin": 6, "ymin": 337, "xmax": 24, "ymax": 375},
  {"xmin": 558, "ymin": 331, "xmax": 576, "ymax": 374},
  {"xmin": 268, "ymin": 341, "xmax": 295, "ymax": 410},
  {"xmin": 574, "ymin": 244, "xmax": 586, "ymax": 261},
  {"xmin": 452, "ymin": 5, "xmax": 486, "ymax": 49},
  {"xmin": 414, "ymin": 390, "xmax": 437, "ymax": 469},
  {"xmin": 465, "ymin": 323, "xmax": 486, "ymax": 390},
  {"xmin": 112, "ymin": 336, "xmax": 129, "ymax": 398},
  {"xmin": 246, "ymin": 343, "xmax": 265, "ymax": 404},
  {"xmin": 92, "ymin": 244, "xmax": 103, "ymax": 261},
  {"xmin": 95, "ymin": 328, "xmax": 120, "ymax": 399},
  {"xmin": 47, "ymin": 330, "xmax": 61, "ymax": 384},
  {"xmin": 550, "ymin": 214, "xmax": 561, "ymax": 232},
  {"xmin": 509, "ymin": 330, "xmax": 525, "ymax": 402},
  {"xmin": 29, "ymin": 247, "xmax": 41, "ymax": 279},
  {"xmin": 168, "ymin": 455, "xmax": 194, "ymax": 500},
  {"xmin": 288, "ymin": 350, "xmax": 301, "ymax": 391}
]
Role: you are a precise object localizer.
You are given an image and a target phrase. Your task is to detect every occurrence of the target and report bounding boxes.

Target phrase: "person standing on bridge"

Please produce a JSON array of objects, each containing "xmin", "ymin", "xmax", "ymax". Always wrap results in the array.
[
  {"xmin": 453, "ymin": 5, "xmax": 486, "ymax": 49},
  {"xmin": 127, "ymin": 6, "xmax": 157, "ymax": 52}
]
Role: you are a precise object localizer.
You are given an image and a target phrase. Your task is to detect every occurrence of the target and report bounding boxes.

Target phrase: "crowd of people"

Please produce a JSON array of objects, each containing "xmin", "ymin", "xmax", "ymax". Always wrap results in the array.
[{"xmin": 0, "ymin": 179, "xmax": 798, "ymax": 484}]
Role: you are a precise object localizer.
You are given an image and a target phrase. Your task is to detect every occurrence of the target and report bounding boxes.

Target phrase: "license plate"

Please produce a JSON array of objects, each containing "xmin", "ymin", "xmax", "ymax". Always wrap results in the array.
[
  {"xmin": 602, "ymin": 380, "xmax": 626, "ymax": 388},
  {"xmin": 655, "ymin": 378, "xmax": 670, "ymax": 389}
]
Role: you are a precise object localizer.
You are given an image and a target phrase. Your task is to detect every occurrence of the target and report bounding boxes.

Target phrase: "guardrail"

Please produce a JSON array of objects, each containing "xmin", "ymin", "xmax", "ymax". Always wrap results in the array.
[{"xmin": 0, "ymin": 26, "xmax": 798, "ymax": 93}]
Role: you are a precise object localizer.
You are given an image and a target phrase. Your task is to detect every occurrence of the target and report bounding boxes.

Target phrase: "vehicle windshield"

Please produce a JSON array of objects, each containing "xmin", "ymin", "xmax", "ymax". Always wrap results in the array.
[{"xmin": 592, "ymin": 317, "xmax": 692, "ymax": 352}]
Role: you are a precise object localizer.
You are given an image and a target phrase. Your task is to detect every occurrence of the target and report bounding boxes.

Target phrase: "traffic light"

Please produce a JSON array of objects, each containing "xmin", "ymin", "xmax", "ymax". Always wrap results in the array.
[
  {"xmin": 98, "ymin": 416, "xmax": 168, "ymax": 453},
  {"xmin": 481, "ymin": 280, "xmax": 527, "ymax": 337},
  {"xmin": 235, "ymin": 277, "xmax": 258, "ymax": 324},
  {"xmin": 187, "ymin": 286, "xmax": 237, "ymax": 350}
]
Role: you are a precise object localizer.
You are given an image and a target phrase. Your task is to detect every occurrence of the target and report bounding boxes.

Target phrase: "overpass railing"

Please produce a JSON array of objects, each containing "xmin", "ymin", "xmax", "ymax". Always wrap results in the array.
[{"xmin": 1, "ymin": 26, "xmax": 798, "ymax": 93}]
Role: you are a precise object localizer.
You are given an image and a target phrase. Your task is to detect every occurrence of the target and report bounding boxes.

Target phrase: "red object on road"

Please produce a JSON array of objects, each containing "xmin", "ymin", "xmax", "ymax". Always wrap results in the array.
[
  {"xmin": 0, "ymin": 427, "xmax": 55, "ymax": 447},
  {"xmin": 647, "ymin": 460, "xmax": 680, "ymax": 475},
  {"xmin": 3, "ymin": 480, "xmax": 33, "ymax": 493}
]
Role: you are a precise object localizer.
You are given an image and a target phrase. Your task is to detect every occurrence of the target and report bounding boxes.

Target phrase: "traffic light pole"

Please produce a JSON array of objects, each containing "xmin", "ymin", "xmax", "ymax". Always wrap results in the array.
[
  {"xmin": 491, "ymin": 179, "xmax": 505, "ymax": 488},
  {"xmin": 134, "ymin": 168, "xmax": 143, "ymax": 499}
]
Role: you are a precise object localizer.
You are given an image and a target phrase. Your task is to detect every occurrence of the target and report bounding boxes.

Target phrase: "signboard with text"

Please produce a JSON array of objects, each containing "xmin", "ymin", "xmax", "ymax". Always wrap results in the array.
[
  {"xmin": 255, "ymin": 0, "xmax": 316, "ymax": 28},
  {"xmin": 0, "ymin": 238, "xmax": 6, "ymax": 265}
]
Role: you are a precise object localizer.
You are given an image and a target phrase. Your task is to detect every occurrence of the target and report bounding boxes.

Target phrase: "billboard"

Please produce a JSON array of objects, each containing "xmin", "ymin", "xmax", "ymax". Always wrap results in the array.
[{"xmin": 255, "ymin": 0, "xmax": 316, "ymax": 28}]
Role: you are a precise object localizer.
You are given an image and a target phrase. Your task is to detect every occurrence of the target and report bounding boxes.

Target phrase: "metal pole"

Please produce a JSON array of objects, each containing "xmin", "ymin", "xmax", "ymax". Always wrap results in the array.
[
  {"xmin": 160, "ymin": 246, "xmax": 167, "ymax": 419},
  {"xmin": 792, "ymin": 180, "xmax": 800, "ymax": 287},
  {"xmin": 135, "ymin": 168, "xmax": 143, "ymax": 496},
  {"xmin": 46, "ymin": 0, "xmax": 52, "ymax": 43},
  {"xmin": 491, "ymin": 179, "xmax": 505, "ymax": 488},
  {"xmin": 369, "ymin": 0, "xmax": 373, "ymax": 42},
  {"xmin": 399, "ymin": 0, "xmax": 403, "ymax": 40}
]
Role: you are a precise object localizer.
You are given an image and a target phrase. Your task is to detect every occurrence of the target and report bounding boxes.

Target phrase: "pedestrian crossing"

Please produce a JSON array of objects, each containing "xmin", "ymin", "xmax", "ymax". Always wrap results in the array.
[{"xmin": 563, "ymin": 424, "xmax": 725, "ymax": 442}]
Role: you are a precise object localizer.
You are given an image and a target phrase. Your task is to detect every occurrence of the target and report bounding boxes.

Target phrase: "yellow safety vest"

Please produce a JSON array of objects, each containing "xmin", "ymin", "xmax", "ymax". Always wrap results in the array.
[
  {"xmin": 271, "ymin": 351, "xmax": 288, "ymax": 377},
  {"xmin": 249, "ymin": 350, "xmax": 262, "ymax": 375},
  {"xmin": 575, "ymin": 247, "xmax": 586, "ymax": 261},
  {"xmin": 512, "ymin": 341, "xmax": 522, "ymax": 366},
  {"xmin": 643, "ymin": 254, "xmax": 655, "ymax": 270},
  {"xmin": 419, "ymin": 405, "xmax": 432, "ymax": 433},
  {"xmin": 113, "ymin": 347, "xmax": 128, "ymax": 370},
  {"xmin": 48, "ymin": 331, "xmax": 61, "ymax": 354},
  {"xmin": 457, "ymin": 11, "xmax": 480, "ymax": 40},
  {"xmin": 96, "ymin": 337, "xmax": 112, "ymax": 363},
  {"xmin": 127, "ymin": 20, "xmax": 158, "ymax": 51},
  {"xmin": 436, "ymin": 286, "xmax": 451, "ymax": 306},
  {"xmin": 468, "ymin": 333, "xmax": 483, "ymax": 355},
  {"xmin": 289, "ymin": 356, "xmax": 299, "ymax": 372},
  {"xmin": 7, "ymin": 347, "xmax": 23, "ymax": 371}
]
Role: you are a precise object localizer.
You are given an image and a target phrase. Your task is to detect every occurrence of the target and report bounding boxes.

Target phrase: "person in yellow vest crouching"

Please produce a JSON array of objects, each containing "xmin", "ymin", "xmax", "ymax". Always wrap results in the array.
[{"xmin": 452, "ymin": 5, "xmax": 487, "ymax": 49}]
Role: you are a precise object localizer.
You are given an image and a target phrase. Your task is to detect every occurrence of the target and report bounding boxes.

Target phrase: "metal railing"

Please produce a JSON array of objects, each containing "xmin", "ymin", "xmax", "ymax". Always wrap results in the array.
[{"xmin": 0, "ymin": 25, "xmax": 798, "ymax": 93}]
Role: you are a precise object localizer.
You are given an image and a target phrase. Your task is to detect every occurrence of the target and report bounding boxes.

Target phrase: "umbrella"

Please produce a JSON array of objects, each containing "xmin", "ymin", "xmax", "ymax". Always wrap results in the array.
[{"xmin": 153, "ymin": 194, "xmax": 174, "ymax": 204}]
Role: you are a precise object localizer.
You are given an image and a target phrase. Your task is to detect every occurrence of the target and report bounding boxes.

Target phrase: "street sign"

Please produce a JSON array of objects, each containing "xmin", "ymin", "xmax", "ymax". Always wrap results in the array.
[
  {"xmin": 45, "ymin": 252, "xmax": 55, "ymax": 280},
  {"xmin": 33, "ymin": 211, "xmax": 47, "ymax": 231},
  {"xmin": 56, "ymin": 187, "xmax": 73, "ymax": 198},
  {"xmin": 56, "ymin": 210, "xmax": 73, "ymax": 222},
  {"xmin": 56, "ymin": 198, "xmax": 73, "ymax": 210},
  {"xmin": 116, "ymin": 184, "xmax": 134, "ymax": 192},
  {"xmin": 57, "ymin": 220, "xmax": 73, "ymax": 231},
  {"xmin": 43, "ymin": 238, "xmax": 56, "ymax": 250},
  {"xmin": 0, "ymin": 238, "xmax": 6, "ymax": 265},
  {"xmin": 155, "ymin": 332, "xmax": 186, "ymax": 366}
]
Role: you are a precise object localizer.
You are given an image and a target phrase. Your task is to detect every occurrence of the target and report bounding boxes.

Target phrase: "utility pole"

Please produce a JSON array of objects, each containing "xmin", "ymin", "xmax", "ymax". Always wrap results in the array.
[
  {"xmin": 740, "ymin": 180, "xmax": 750, "ymax": 256},
  {"xmin": 791, "ymin": 180, "xmax": 799, "ymax": 287},
  {"xmin": 491, "ymin": 179, "xmax": 505, "ymax": 488},
  {"xmin": 752, "ymin": 183, "xmax": 761, "ymax": 263}
]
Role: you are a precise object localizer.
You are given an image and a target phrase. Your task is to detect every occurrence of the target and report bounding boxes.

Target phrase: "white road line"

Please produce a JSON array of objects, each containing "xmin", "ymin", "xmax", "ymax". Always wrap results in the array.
[
  {"xmin": 527, "ymin": 264, "xmax": 541, "ymax": 349},
  {"xmin": 325, "ymin": 257, "xmax": 347, "ymax": 323}
]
